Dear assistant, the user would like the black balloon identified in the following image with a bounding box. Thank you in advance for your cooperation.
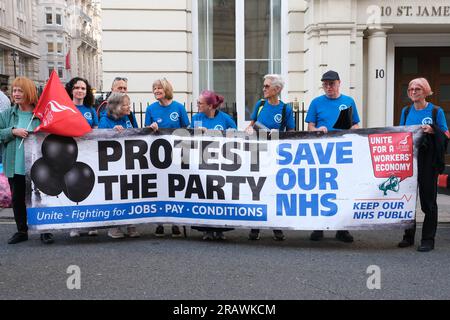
[63,162,95,203]
[41,134,78,174]
[30,158,64,196]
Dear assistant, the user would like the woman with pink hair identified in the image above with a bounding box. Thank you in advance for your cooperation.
[191,90,236,240]
[398,77,449,252]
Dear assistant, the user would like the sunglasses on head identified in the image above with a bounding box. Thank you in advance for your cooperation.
[114,77,128,82]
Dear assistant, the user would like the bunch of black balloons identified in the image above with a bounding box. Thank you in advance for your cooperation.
[31,134,95,203]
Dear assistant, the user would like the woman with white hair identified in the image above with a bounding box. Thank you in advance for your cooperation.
[245,74,295,241]
[99,92,138,131]
[98,92,140,239]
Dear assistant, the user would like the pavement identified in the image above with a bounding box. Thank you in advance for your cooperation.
[2,194,450,223]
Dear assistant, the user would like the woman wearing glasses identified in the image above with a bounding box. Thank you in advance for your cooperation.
[190,90,236,240]
[245,74,295,241]
[145,78,189,237]
[398,77,449,252]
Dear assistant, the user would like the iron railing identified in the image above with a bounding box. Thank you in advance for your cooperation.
[130,102,308,131]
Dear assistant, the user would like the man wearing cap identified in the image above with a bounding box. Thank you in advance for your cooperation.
[305,70,360,243]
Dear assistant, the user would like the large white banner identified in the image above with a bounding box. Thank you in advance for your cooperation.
[25,126,424,231]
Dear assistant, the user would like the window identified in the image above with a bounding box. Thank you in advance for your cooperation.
[244,0,281,120]
[56,13,62,25]
[198,0,236,116]
[48,63,54,77]
[196,0,283,126]
[46,13,52,24]
[57,42,63,54]
[57,63,64,78]
[47,42,54,53]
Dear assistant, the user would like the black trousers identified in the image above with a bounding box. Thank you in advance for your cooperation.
[404,149,438,242]
[8,175,28,233]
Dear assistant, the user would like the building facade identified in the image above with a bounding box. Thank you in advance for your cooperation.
[0,0,40,89]
[102,0,450,129]
[36,0,101,89]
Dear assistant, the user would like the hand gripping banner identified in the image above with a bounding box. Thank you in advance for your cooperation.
[25,126,424,232]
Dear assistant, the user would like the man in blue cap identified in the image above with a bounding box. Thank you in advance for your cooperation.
[305,70,360,243]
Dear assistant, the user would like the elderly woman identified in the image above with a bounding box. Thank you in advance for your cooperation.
[99,92,138,131]
[191,90,236,240]
[145,78,189,238]
[398,78,449,252]
[245,74,295,241]
[0,77,54,244]
[98,92,139,239]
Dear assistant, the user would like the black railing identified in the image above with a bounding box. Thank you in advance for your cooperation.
[131,102,307,131]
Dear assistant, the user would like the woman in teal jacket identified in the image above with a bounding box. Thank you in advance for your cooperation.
[0,77,54,244]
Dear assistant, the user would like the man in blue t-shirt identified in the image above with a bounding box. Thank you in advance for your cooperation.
[305,70,360,243]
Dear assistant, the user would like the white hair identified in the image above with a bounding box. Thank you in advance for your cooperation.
[264,74,284,90]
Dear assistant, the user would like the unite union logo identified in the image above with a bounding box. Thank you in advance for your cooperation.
[47,100,76,113]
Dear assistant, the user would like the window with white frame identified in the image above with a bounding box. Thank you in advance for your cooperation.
[46,7,52,24]
[57,62,64,78]
[196,0,282,124]
[47,35,54,53]
[56,8,62,25]
[48,62,55,77]
[57,38,63,54]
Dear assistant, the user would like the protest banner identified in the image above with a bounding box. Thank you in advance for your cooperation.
[25,126,424,231]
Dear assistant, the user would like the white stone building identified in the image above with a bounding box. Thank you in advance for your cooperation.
[36,0,102,89]
[0,0,40,88]
[101,0,450,129]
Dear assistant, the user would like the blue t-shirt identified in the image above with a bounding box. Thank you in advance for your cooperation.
[250,100,294,131]
[191,111,237,130]
[76,105,98,128]
[400,103,448,133]
[144,100,190,128]
[305,94,360,131]
[98,114,136,129]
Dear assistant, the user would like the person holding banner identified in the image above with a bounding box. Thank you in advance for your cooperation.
[398,77,449,252]
[145,78,189,238]
[96,76,129,119]
[65,77,100,238]
[245,74,295,241]
[0,77,54,244]
[190,90,236,240]
[99,92,140,239]
[305,70,360,243]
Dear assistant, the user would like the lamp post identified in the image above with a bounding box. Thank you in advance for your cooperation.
[11,50,19,79]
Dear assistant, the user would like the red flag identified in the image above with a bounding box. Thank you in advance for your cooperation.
[65,50,71,70]
[34,71,91,137]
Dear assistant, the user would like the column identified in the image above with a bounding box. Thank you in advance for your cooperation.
[367,29,387,128]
